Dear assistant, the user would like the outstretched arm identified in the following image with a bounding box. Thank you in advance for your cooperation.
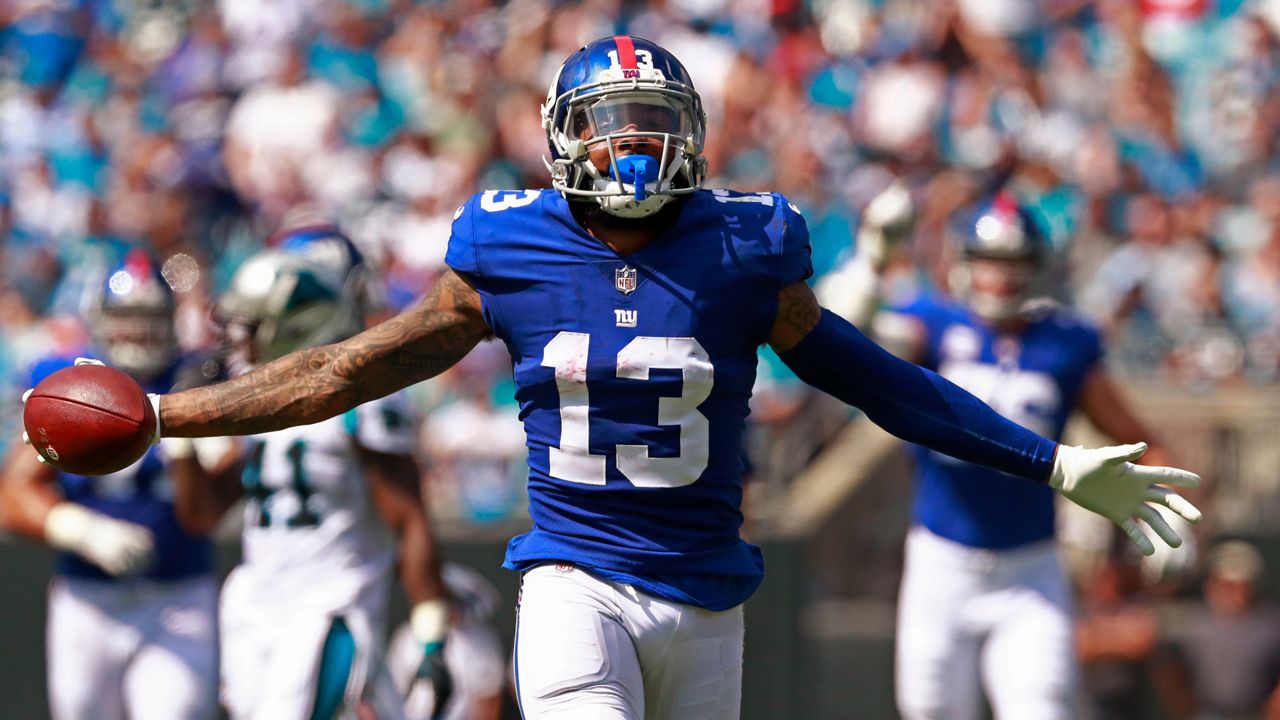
[766,281,1201,554]
[767,281,1057,480]
[162,270,490,438]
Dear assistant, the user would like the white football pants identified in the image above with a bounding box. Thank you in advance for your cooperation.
[895,527,1078,720]
[514,563,744,720]
[219,566,405,720]
[47,575,219,720]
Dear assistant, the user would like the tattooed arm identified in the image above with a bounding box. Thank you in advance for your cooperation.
[162,270,490,438]
[767,281,823,352]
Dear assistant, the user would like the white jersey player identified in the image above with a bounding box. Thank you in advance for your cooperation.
[169,227,452,720]
[0,251,219,720]
[824,190,1186,720]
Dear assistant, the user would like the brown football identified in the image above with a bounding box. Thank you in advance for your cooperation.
[23,364,155,476]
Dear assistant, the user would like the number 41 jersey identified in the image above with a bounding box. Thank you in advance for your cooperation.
[447,188,812,611]
[235,393,415,608]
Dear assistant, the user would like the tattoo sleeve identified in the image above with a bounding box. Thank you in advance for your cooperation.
[162,270,491,437]
[768,280,823,352]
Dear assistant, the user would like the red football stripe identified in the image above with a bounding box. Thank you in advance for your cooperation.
[614,36,637,69]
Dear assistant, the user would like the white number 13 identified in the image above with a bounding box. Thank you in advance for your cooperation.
[541,332,713,488]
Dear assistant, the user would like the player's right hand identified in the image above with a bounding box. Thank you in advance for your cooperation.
[44,503,156,576]
[20,358,163,455]
[1049,443,1202,556]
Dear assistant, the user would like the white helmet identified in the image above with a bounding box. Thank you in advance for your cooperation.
[217,227,369,372]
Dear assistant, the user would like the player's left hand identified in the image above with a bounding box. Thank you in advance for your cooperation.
[1050,443,1202,556]
[406,599,453,719]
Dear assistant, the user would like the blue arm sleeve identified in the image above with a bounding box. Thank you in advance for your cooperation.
[778,309,1058,482]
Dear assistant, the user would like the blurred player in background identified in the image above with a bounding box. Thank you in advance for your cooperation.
[387,563,509,720]
[824,188,1181,719]
[168,226,453,720]
[0,250,219,720]
[55,37,1202,720]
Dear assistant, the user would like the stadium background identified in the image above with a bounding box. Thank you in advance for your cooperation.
[2,0,1280,717]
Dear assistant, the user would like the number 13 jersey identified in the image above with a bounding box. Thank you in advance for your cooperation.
[446,188,812,611]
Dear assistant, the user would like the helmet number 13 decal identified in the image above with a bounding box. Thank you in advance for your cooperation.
[606,48,654,71]
[541,332,713,488]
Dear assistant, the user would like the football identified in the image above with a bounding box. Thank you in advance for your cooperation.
[23,363,156,476]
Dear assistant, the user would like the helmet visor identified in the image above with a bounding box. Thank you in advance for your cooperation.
[572,94,696,140]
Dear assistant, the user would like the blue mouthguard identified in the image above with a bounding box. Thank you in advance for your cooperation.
[612,155,659,202]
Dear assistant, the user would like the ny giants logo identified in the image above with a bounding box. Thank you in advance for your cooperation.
[614,309,638,328]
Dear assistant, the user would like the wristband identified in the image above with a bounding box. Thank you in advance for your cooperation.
[411,599,448,646]
[148,393,163,444]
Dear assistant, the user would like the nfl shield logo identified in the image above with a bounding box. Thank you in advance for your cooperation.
[615,266,637,295]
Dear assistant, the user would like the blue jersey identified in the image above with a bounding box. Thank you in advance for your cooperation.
[28,355,214,582]
[895,293,1103,549]
[446,188,812,611]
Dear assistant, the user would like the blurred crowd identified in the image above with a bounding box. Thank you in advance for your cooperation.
[9,0,1280,518]
[1075,537,1280,720]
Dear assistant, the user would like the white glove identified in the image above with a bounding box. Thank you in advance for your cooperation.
[44,502,156,576]
[1050,443,1201,556]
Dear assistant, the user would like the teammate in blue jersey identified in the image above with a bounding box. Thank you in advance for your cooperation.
[34,37,1202,719]
[1,251,219,720]
[858,191,1181,720]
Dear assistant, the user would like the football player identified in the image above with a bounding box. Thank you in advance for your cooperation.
[166,226,453,720]
[1,250,219,720]
[831,190,1182,720]
[40,37,1201,719]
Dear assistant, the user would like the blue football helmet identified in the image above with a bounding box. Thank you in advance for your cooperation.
[950,192,1050,323]
[541,35,707,218]
[92,249,179,380]
[218,225,371,373]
